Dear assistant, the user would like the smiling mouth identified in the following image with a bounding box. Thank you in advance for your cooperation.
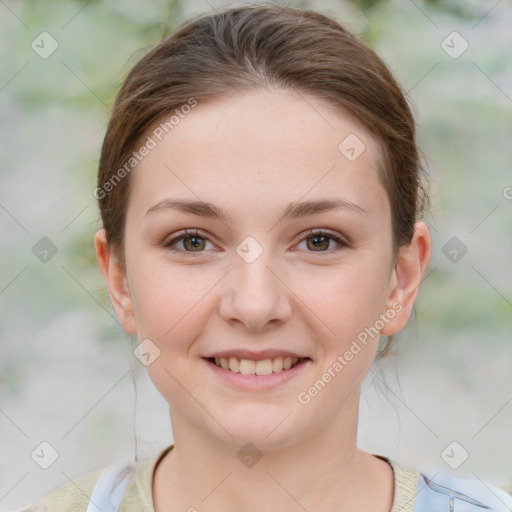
[205,356,310,376]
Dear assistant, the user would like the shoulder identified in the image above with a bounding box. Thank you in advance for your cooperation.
[415,470,512,512]
[13,467,110,512]
[13,445,169,512]
[383,457,512,512]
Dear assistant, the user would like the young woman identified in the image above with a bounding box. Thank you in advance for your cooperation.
[19,4,512,512]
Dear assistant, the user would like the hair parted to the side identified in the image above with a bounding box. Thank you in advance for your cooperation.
[97,3,430,359]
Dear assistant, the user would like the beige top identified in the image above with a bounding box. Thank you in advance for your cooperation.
[18,445,420,512]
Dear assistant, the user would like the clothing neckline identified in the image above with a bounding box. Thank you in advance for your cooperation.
[134,443,174,509]
[377,454,420,512]
[137,444,419,512]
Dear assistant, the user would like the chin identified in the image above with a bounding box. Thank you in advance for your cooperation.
[207,410,306,452]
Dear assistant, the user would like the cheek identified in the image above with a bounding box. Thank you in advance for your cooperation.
[292,264,387,410]
[297,258,391,343]
[130,260,212,343]
[129,261,215,406]
[129,247,391,350]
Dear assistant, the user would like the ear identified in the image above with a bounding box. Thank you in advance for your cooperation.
[94,228,137,335]
[380,221,431,336]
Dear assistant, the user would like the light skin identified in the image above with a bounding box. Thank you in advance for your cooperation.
[95,88,431,511]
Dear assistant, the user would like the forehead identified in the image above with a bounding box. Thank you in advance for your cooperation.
[127,89,389,222]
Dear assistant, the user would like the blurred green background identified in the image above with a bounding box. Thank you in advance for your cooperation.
[1,0,511,509]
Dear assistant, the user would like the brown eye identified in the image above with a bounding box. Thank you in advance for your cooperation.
[307,234,330,251]
[164,228,348,255]
[182,236,206,251]
[165,230,212,253]
[297,229,348,253]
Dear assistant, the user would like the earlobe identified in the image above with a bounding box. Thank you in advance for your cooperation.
[94,229,138,335]
[380,221,432,336]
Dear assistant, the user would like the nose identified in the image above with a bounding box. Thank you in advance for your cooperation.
[218,249,292,332]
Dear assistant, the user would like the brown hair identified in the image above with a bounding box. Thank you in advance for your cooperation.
[97,3,429,357]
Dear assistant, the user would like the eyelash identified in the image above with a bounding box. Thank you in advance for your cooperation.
[163,228,349,255]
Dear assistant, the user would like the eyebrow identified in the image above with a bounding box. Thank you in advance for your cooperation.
[145,197,367,223]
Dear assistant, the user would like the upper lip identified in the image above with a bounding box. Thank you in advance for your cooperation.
[205,350,310,360]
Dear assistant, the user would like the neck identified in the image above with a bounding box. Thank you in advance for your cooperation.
[152,392,394,512]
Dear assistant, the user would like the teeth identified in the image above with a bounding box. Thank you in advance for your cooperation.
[272,357,283,372]
[255,359,273,375]
[212,355,304,375]
[239,359,255,375]
[229,357,240,373]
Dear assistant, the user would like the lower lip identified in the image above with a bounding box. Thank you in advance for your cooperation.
[203,358,311,390]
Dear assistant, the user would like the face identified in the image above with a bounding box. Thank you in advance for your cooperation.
[96,88,430,450]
